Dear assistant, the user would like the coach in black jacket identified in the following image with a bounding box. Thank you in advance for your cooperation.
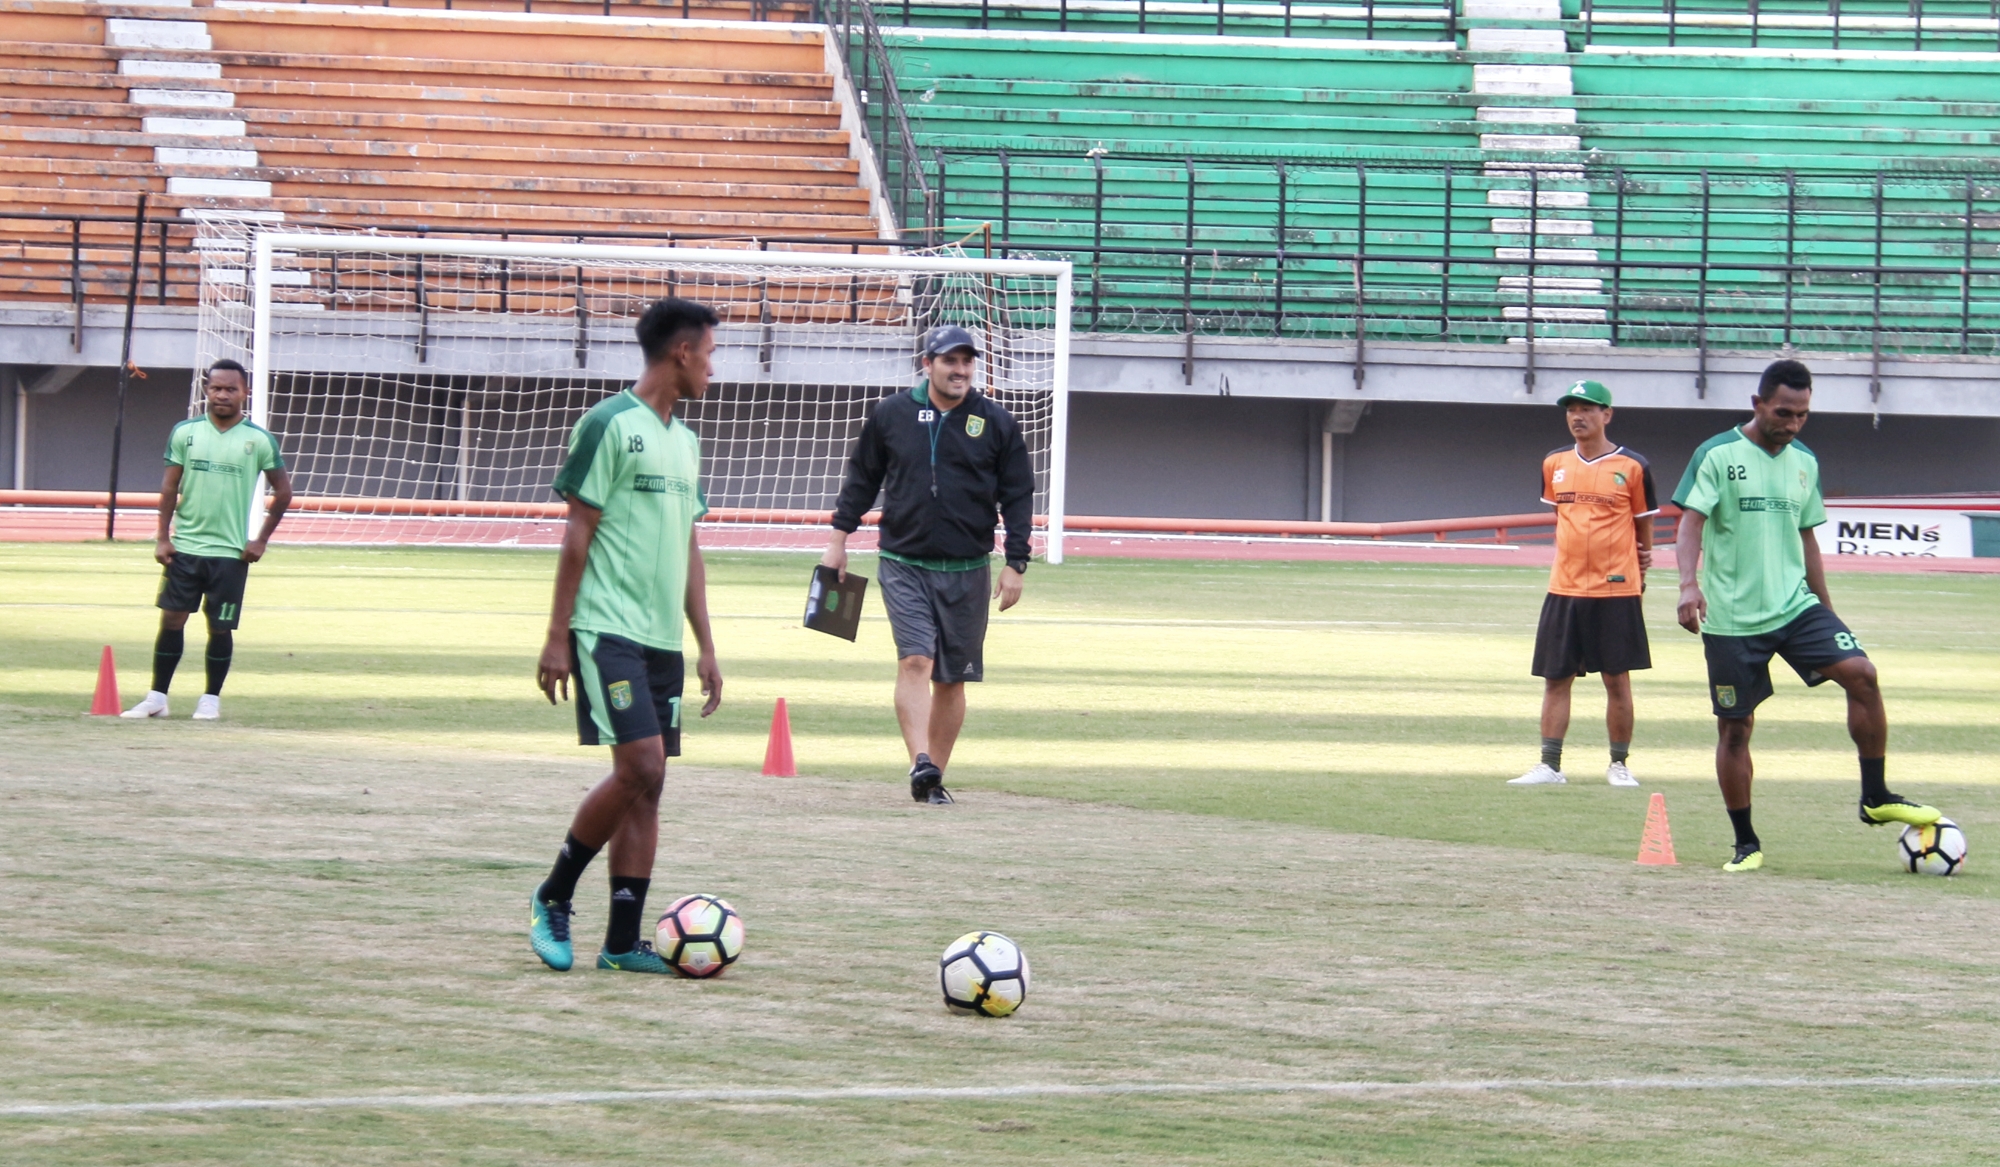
[822,324,1035,804]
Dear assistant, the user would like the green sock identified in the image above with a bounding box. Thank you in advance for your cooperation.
[1540,737,1563,771]
[1611,741,1630,764]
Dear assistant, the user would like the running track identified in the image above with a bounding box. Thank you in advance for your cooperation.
[4,507,1996,574]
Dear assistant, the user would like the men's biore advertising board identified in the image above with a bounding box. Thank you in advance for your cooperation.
[1813,508,1974,558]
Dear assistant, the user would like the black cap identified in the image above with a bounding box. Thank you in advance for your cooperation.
[922,325,981,358]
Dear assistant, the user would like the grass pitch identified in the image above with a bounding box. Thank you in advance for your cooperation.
[3,542,1998,1164]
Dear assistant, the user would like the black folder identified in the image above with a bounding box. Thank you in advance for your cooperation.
[804,564,868,641]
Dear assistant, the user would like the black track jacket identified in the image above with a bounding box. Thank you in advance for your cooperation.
[831,384,1035,566]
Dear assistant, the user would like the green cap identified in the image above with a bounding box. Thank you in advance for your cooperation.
[1557,379,1613,408]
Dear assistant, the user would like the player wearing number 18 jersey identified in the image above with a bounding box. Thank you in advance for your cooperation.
[1672,359,1939,873]
[527,298,724,975]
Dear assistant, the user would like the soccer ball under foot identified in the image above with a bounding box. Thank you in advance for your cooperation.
[1898,819,1967,876]
[655,894,745,977]
[939,931,1030,1017]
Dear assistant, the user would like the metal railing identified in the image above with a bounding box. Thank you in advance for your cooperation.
[6,188,1995,398]
[270,0,2000,48]
[816,0,937,238]
[868,0,1455,40]
[1580,0,2000,51]
[913,152,2000,390]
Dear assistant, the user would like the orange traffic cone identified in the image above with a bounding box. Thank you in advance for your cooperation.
[89,645,121,716]
[1635,791,1678,866]
[761,698,796,777]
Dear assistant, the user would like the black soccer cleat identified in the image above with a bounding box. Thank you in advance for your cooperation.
[909,753,943,803]
[927,783,955,805]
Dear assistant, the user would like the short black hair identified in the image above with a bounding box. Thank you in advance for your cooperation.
[205,358,248,383]
[636,298,719,364]
[1758,358,1812,399]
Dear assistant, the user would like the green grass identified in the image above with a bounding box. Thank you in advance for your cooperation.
[3,542,1998,1164]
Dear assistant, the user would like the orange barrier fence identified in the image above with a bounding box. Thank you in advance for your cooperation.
[0,490,1654,545]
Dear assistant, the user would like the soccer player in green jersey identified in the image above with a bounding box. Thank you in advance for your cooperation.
[527,298,724,975]
[123,359,291,722]
[1672,359,1940,872]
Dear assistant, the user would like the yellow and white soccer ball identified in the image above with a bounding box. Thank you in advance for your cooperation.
[1897,819,1967,877]
[939,930,1030,1017]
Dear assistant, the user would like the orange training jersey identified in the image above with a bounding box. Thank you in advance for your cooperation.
[1541,445,1658,598]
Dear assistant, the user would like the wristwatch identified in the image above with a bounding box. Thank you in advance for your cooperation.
[1006,558,1030,574]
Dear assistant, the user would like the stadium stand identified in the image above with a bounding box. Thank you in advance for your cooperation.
[886,26,2000,355]
[3,0,1996,359]
[0,1,884,306]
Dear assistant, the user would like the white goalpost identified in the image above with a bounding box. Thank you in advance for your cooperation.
[194,223,1074,562]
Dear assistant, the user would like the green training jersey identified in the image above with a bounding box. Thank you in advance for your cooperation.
[163,416,285,559]
[1671,425,1828,636]
[552,389,707,652]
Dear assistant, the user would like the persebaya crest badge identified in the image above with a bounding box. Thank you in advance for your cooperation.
[965,416,986,438]
[1715,684,1737,709]
[608,680,634,711]
[244,440,256,454]
[1613,471,1627,486]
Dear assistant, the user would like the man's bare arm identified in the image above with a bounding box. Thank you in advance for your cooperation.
[244,468,292,562]
[685,527,723,717]
[1802,526,1833,610]
[537,499,602,704]
[154,464,184,566]
[1675,508,1707,634]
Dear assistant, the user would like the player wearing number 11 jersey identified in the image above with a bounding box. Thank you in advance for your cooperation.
[527,298,725,975]
[123,359,291,722]
[1671,359,1939,873]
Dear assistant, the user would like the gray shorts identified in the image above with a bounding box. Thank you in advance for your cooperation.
[878,557,990,683]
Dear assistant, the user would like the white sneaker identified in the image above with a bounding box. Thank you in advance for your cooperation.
[121,691,169,719]
[192,694,221,721]
[1508,763,1566,785]
[1606,761,1640,787]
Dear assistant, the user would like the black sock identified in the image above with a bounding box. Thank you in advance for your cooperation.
[537,832,600,905]
[1610,741,1630,764]
[1860,756,1888,804]
[605,875,650,956]
[203,629,233,696]
[1727,806,1758,849]
[152,628,184,693]
[1540,737,1563,770]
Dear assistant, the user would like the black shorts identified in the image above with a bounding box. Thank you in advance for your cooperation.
[157,553,250,630]
[570,630,684,752]
[1702,604,1868,719]
[878,557,989,683]
[1531,593,1651,678]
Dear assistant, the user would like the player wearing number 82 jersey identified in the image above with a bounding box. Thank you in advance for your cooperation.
[1672,359,1939,873]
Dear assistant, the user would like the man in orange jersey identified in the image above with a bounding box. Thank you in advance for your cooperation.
[1510,380,1657,788]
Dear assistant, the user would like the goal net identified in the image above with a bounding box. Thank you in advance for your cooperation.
[194,222,1074,561]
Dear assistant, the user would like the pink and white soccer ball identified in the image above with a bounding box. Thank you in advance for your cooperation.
[655,894,745,977]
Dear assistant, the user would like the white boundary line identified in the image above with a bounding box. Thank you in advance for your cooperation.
[8,1075,2000,1119]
